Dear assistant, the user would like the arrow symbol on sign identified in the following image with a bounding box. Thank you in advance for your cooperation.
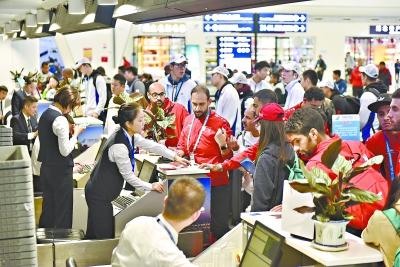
[294,15,300,22]
[300,15,306,21]
[205,24,211,31]
[205,15,211,21]
[300,25,306,32]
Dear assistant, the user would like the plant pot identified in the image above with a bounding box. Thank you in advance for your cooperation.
[313,219,349,247]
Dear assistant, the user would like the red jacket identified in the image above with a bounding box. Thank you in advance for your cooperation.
[306,135,389,230]
[146,98,189,147]
[177,109,233,186]
[366,131,400,184]
[221,142,258,171]
[350,67,363,87]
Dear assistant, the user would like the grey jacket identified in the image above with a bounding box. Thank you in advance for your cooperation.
[251,141,295,212]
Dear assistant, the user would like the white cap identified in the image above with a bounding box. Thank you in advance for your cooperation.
[359,64,379,78]
[318,80,334,89]
[169,54,188,64]
[75,57,91,69]
[207,66,229,78]
[229,73,247,84]
[282,61,302,75]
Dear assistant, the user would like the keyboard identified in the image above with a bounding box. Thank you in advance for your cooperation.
[78,163,96,174]
[111,195,140,210]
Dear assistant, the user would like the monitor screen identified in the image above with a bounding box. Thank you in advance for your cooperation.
[240,221,284,267]
[94,137,108,163]
[138,160,156,183]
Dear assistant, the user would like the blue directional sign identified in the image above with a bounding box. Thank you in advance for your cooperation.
[203,13,254,22]
[217,36,251,59]
[259,24,307,33]
[204,23,254,32]
[258,13,307,23]
[370,25,400,35]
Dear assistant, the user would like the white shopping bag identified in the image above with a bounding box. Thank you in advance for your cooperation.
[281,180,315,240]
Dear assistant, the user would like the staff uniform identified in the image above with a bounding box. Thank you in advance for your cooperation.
[85,129,176,239]
[215,83,241,136]
[0,99,5,125]
[177,110,233,240]
[158,75,197,112]
[10,112,38,154]
[146,98,189,147]
[284,80,304,109]
[38,105,77,228]
[111,215,196,267]
[11,88,29,116]
[248,78,271,92]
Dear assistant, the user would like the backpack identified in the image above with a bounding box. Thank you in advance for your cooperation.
[341,95,360,113]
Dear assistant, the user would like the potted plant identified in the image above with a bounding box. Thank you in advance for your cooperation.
[143,102,176,143]
[289,138,383,249]
[10,68,25,89]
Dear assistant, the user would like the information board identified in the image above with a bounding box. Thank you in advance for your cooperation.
[203,12,254,32]
[370,25,400,35]
[332,115,360,141]
[217,36,252,73]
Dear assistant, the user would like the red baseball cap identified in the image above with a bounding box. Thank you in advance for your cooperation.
[253,103,285,123]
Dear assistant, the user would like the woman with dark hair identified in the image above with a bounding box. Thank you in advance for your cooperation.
[42,76,60,100]
[38,86,86,229]
[11,76,38,115]
[362,177,400,267]
[84,102,190,239]
[251,103,295,212]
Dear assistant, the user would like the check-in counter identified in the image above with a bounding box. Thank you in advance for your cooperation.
[73,116,104,151]
[36,99,52,120]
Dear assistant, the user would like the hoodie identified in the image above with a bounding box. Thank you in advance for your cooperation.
[251,141,295,212]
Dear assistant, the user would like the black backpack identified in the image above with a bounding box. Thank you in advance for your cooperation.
[341,88,381,114]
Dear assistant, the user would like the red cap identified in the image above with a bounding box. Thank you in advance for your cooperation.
[253,103,285,123]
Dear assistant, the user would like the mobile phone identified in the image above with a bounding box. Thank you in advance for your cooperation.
[78,123,89,128]
[240,157,256,176]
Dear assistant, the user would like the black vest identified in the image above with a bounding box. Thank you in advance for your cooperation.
[38,108,73,166]
[88,129,133,201]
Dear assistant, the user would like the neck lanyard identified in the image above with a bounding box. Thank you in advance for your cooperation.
[122,130,135,172]
[156,216,174,243]
[383,132,395,181]
[215,82,229,109]
[187,109,210,153]
[286,81,298,92]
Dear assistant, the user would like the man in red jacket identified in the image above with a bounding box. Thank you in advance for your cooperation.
[146,82,189,147]
[176,85,233,242]
[285,107,389,236]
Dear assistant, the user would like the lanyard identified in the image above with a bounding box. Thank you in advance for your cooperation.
[285,81,298,93]
[168,82,184,102]
[122,130,135,172]
[156,217,174,243]
[384,132,395,181]
[187,109,210,153]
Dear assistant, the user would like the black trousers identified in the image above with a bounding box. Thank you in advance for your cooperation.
[39,164,73,229]
[353,86,364,98]
[211,184,230,240]
[242,191,252,212]
[32,175,42,193]
[84,180,114,239]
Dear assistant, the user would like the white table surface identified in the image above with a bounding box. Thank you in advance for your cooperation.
[74,116,103,126]
[241,212,383,266]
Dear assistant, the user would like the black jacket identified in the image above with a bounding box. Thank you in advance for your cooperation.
[11,89,29,116]
[10,112,38,151]
[330,89,356,114]
[364,81,388,95]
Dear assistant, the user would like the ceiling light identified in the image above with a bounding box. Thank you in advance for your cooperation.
[37,9,50,24]
[11,20,20,32]
[5,23,12,33]
[49,23,61,31]
[35,26,43,34]
[98,0,118,5]
[26,14,37,27]
[68,0,85,15]
[81,13,96,24]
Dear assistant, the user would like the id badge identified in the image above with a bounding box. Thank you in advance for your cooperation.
[190,153,195,164]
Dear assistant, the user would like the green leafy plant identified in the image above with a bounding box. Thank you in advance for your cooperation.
[289,138,383,222]
[10,68,24,81]
[143,102,176,142]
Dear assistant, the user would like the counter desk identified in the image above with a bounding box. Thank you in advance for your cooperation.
[73,116,104,151]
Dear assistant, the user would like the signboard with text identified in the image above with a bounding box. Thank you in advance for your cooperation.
[203,12,254,32]
[217,36,251,73]
[332,115,360,141]
[258,13,307,23]
[370,25,400,35]
[259,24,306,33]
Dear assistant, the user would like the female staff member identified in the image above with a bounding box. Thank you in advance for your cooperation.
[38,86,85,228]
[251,103,295,212]
[11,76,38,116]
[85,102,190,239]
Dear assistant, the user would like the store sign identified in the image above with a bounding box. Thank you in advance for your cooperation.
[217,36,251,59]
[259,24,306,33]
[370,25,400,35]
[258,13,307,23]
[142,23,186,33]
[203,12,254,32]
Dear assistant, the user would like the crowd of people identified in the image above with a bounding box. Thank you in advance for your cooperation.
[2,53,400,267]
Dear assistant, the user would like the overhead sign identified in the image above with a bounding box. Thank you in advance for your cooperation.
[142,23,186,33]
[203,12,254,32]
[258,13,307,23]
[217,36,251,59]
[370,25,400,35]
[259,24,306,33]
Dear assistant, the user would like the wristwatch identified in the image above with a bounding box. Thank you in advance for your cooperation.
[216,164,223,172]
[220,145,228,151]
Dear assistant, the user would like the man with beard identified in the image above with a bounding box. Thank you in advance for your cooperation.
[366,93,400,183]
[387,89,400,177]
[146,82,189,147]
[158,54,197,112]
[176,85,233,243]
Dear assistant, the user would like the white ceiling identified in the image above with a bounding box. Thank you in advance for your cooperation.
[0,0,400,28]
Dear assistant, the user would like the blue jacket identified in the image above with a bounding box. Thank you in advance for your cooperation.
[334,79,347,94]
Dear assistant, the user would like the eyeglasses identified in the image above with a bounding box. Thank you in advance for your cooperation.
[172,63,187,68]
[150,92,166,98]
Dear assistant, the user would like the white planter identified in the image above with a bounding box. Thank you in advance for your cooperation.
[314,219,349,247]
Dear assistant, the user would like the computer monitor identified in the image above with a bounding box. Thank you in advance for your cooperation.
[239,221,284,267]
[94,137,108,163]
[138,159,157,183]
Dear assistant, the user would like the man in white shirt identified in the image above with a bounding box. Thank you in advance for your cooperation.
[208,66,241,136]
[248,61,272,92]
[75,57,107,119]
[104,74,127,135]
[0,85,8,125]
[158,54,197,112]
[230,72,253,120]
[111,177,206,267]
[282,61,304,109]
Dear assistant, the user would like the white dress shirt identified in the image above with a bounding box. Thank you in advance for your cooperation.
[248,78,272,92]
[215,83,241,135]
[49,105,77,157]
[108,131,176,191]
[22,112,35,140]
[104,95,120,135]
[31,138,41,176]
[284,80,304,109]
[111,215,197,267]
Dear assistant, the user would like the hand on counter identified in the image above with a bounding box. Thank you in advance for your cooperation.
[174,150,185,157]
[92,113,99,119]
[270,204,282,212]
[174,155,191,166]
[199,163,223,172]
[151,182,164,193]
[73,163,82,173]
